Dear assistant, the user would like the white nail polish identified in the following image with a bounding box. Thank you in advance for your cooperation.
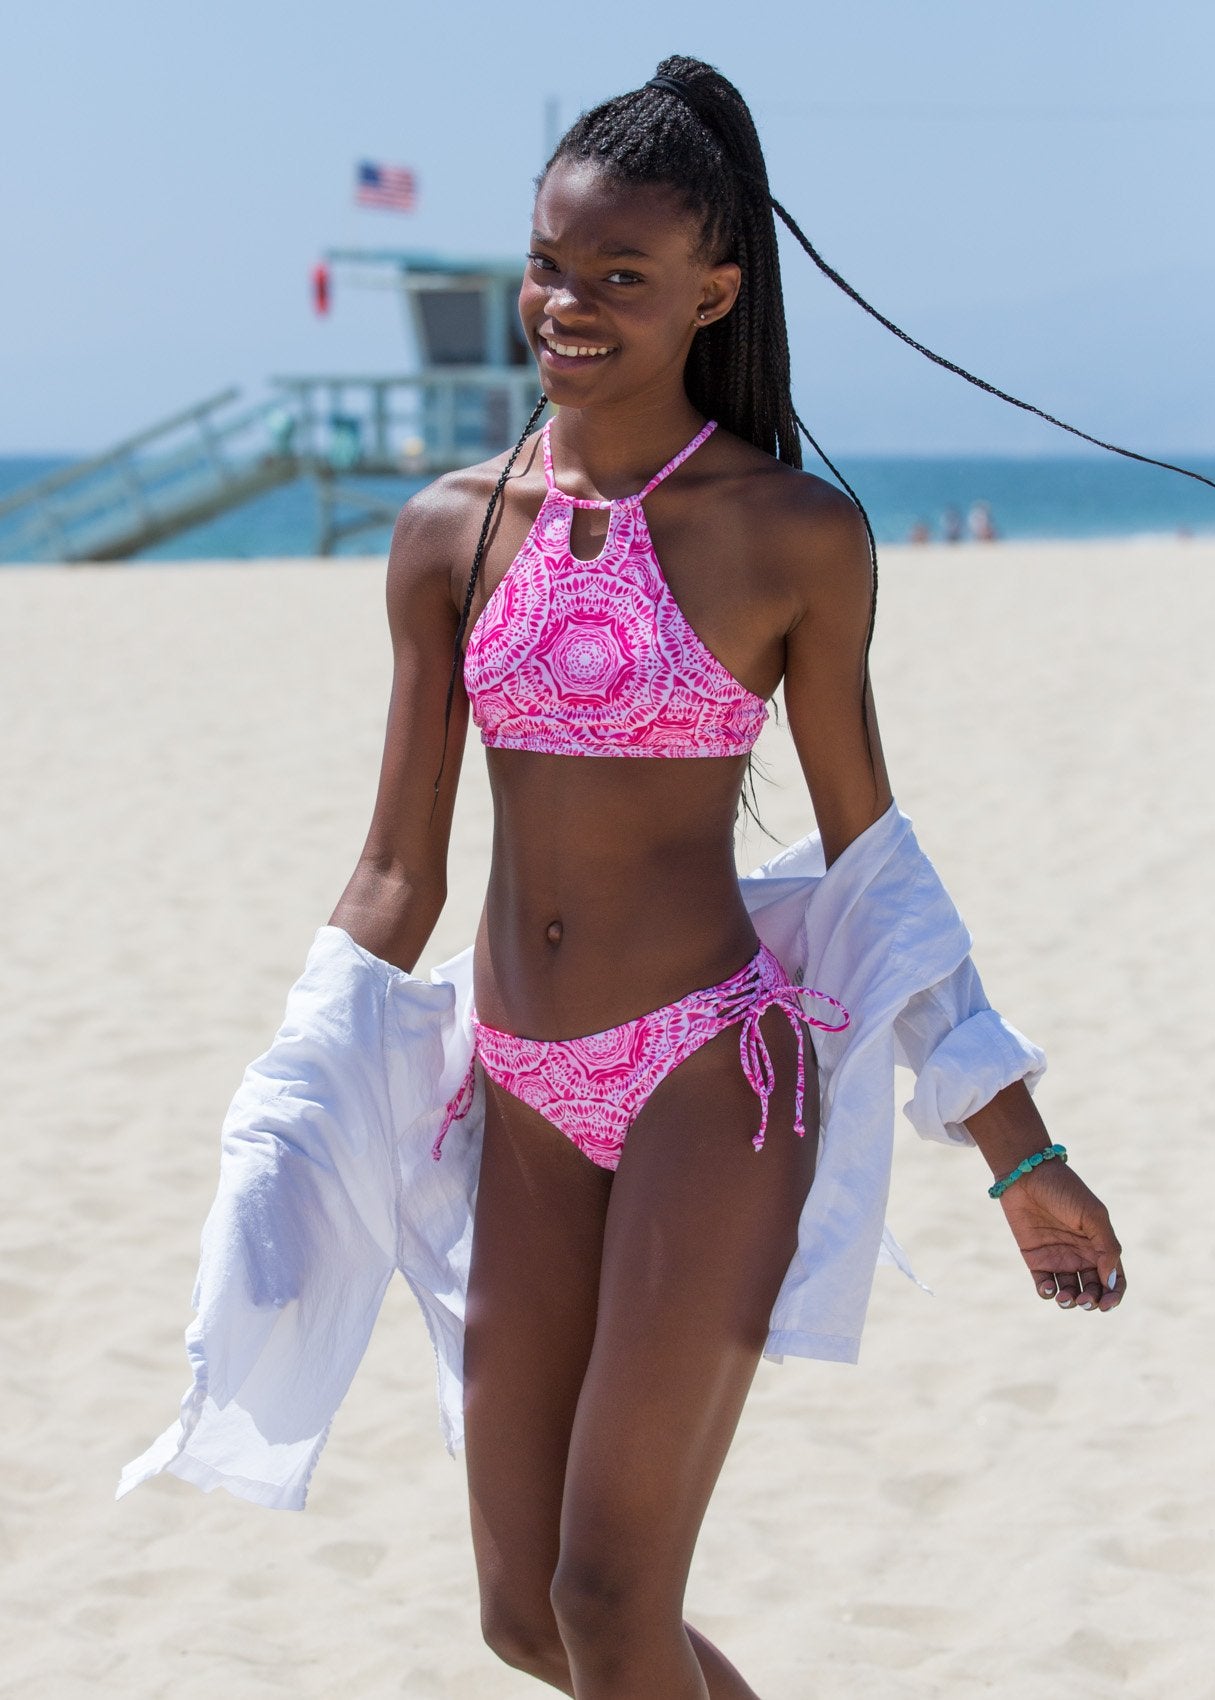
[1106,1269,1118,1291]
[1080,1300,1094,1310]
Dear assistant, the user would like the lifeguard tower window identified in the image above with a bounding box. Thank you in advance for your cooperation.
[415,288,531,366]
[508,319,530,365]
[417,289,485,365]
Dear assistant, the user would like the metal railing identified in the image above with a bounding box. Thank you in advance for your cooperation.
[269,369,544,472]
[0,370,546,562]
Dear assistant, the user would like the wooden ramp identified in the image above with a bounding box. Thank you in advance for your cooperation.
[0,390,309,563]
[0,373,543,562]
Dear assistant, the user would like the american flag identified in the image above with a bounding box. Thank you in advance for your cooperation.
[355,160,418,212]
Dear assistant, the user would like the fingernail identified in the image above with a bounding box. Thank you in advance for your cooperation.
[1039,1281,1055,1296]
[1106,1270,1118,1291]
[1058,1296,1074,1307]
[1080,1300,1094,1310]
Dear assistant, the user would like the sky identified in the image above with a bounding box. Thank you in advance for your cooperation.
[2,0,1212,456]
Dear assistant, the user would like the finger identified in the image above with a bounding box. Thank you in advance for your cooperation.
[1075,1267,1104,1311]
[1097,1263,1126,1312]
[1052,1271,1081,1310]
[1034,1271,1060,1301]
[1097,1239,1125,1311]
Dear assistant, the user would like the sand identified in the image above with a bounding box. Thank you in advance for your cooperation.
[2,537,1212,1698]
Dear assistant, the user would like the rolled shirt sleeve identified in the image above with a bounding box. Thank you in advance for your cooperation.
[894,957,1047,1146]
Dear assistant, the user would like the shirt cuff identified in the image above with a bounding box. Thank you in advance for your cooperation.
[902,1007,1047,1147]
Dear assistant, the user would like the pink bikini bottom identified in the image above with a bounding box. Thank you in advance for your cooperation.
[432,943,849,1172]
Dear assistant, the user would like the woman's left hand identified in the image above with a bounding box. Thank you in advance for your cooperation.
[997,1160,1125,1312]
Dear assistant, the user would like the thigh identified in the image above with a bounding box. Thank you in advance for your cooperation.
[558,1012,818,1596]
[463,1076,613,1614]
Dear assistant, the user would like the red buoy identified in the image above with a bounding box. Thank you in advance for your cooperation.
[312,262,331,316]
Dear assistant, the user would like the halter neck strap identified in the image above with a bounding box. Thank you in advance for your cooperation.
[541,419,718,509]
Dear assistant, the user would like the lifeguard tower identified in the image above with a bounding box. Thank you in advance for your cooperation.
[0,252,543,562]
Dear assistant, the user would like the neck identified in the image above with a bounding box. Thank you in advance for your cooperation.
[549,388,707,498]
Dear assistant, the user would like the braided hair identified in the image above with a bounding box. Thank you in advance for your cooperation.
[435,54,1214,813]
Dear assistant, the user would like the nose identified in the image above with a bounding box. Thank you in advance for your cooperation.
[543,281,585,318]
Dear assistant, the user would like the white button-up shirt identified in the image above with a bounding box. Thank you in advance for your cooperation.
[118,803,1044,1511]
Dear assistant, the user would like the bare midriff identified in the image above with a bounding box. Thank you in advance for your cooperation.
[472,748,761,1040]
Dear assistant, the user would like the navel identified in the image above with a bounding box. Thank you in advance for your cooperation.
[545,919,564,946]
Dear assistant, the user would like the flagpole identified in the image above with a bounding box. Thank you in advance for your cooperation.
[543,96,560,162]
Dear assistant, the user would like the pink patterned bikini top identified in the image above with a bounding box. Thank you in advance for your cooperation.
[463,419,768,758]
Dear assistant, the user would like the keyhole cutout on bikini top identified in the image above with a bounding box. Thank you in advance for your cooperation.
[567,503,613,564]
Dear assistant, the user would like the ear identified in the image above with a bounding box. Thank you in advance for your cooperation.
[694,261,742,328]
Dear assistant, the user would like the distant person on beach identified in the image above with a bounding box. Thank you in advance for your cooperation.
[135,53,1215,1700]
[908,516,932,543]
[969,498,998,542]
[942,504,964,543]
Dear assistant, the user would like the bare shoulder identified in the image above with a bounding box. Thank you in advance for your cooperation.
[387,434,545,615]
[707,430,873,623]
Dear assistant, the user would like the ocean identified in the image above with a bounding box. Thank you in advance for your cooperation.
[2,451,1212,561]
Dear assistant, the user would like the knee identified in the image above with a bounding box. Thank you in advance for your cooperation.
[480,1591,567,1683]
[549,1553,646,1653]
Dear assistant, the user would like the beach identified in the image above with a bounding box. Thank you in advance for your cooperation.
[2,536,1212,1698]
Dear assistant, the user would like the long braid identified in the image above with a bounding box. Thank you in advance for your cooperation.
[432,394,547,812]
[636,67,1215,498]
[766,195,1215,493]
[793,408,880,685]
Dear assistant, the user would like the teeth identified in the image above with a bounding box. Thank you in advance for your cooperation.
[545,337,611,358]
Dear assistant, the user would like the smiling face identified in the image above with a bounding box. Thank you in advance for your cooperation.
[519,157,741,412]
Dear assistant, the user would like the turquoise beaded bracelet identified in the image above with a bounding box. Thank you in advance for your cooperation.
[988,1143,1068,1199]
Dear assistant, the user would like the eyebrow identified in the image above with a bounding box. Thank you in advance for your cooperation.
[530,231,653,261]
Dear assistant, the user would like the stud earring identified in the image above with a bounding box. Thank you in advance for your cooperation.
[696,311,708,323]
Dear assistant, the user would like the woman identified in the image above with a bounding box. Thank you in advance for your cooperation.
[122,57,1144,1700]
[328,61,1126,1698]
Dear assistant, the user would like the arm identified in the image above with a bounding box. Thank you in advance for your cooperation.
[327,487,470,973]
[781,484,1125,1314]
[779,486,892,869]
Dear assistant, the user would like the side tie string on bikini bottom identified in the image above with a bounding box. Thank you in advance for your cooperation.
[432,1056,476,1161]
[737,985,850,1151]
